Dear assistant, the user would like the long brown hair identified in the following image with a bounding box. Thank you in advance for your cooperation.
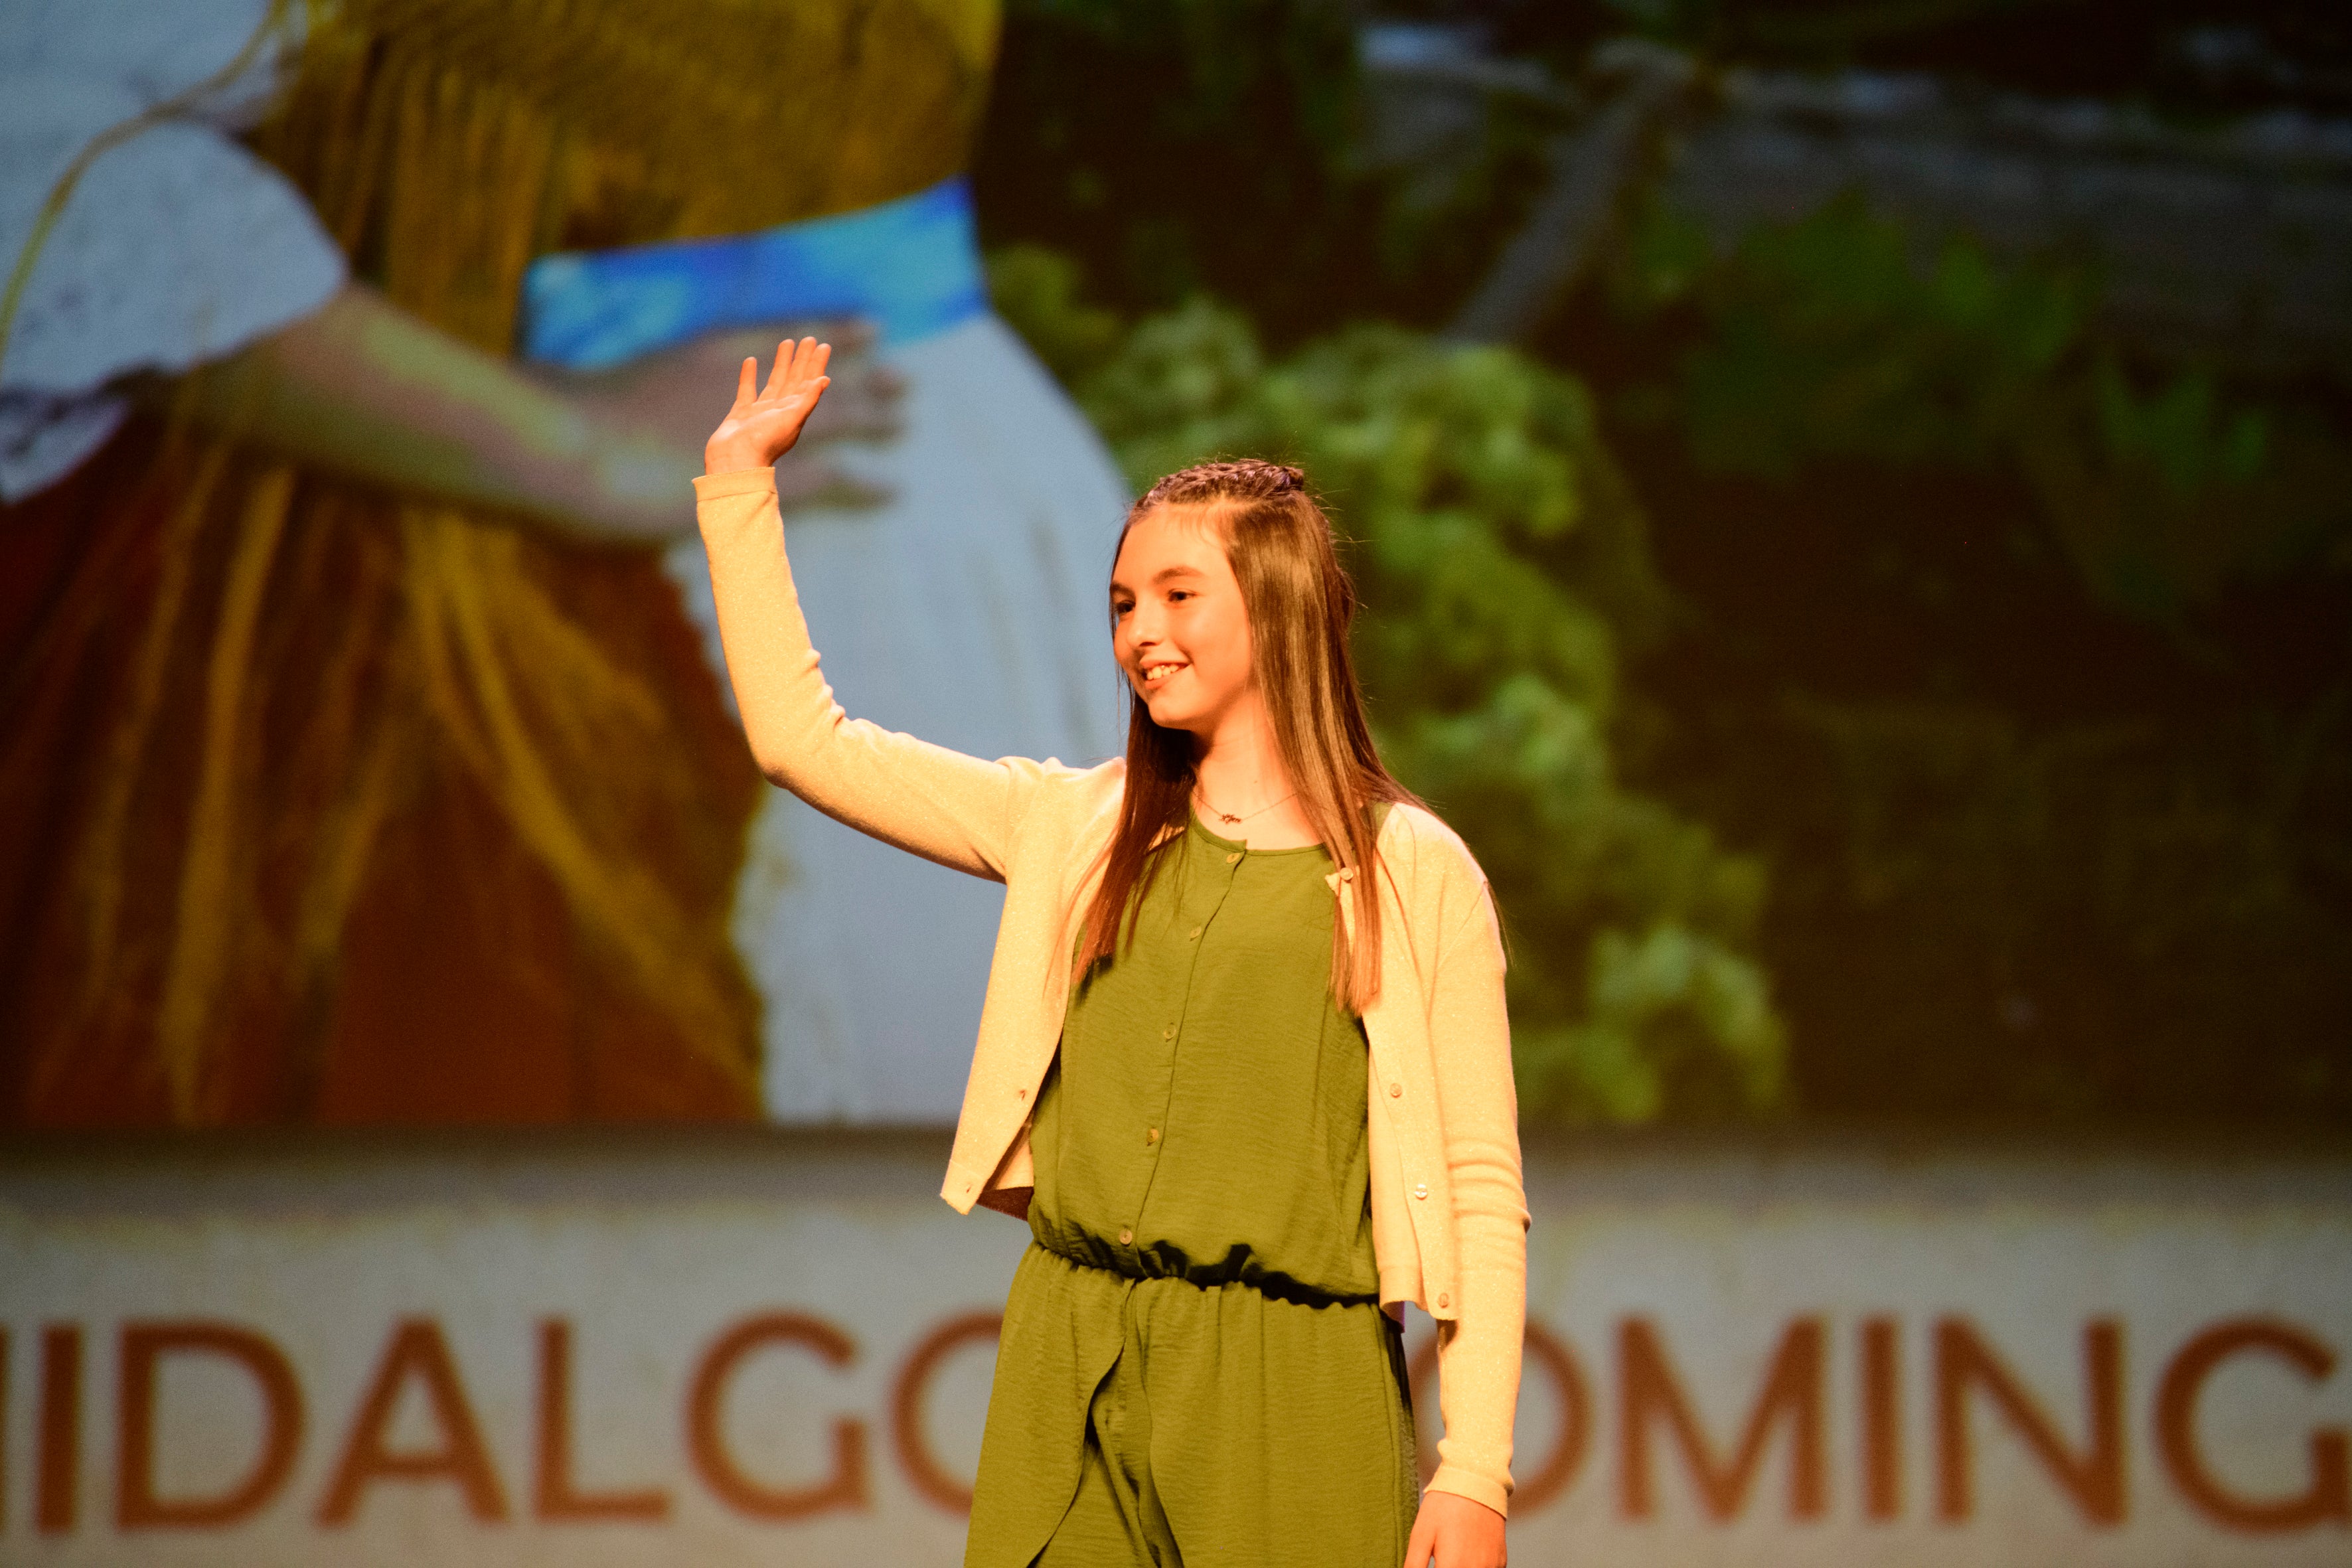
[1076,459,1422,1013]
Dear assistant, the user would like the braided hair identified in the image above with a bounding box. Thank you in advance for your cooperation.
[1131,459,1309,509]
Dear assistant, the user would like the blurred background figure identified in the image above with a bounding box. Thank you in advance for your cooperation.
[0,0,1125,1127]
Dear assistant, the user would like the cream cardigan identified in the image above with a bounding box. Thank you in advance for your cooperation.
[694,468,1530,1515]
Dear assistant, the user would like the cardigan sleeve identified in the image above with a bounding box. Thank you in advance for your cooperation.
[1424,871,1531,1517]
[694,469,1058,879]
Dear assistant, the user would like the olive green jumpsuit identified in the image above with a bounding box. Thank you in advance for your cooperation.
[964,813,1419,1568]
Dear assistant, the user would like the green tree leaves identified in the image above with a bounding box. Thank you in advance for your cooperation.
[1619,195,2352,621]
[1004,272,1786,1124]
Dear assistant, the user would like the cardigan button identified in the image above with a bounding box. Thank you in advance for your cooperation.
[1016,1087,1028,1100]
[1118,1227,1134,1245]
[1388,1082,1402,1098]
[1437,1293,1450,1308]
[1413,1182,1429,1200]
[1225,851,1241,864]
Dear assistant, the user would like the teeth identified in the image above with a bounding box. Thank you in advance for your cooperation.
[1143,664,1182,684]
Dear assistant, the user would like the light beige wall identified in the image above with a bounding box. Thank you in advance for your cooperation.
[2,1131,2346,1565]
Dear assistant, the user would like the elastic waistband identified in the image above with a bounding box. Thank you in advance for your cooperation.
[1031,1237,1383,1313]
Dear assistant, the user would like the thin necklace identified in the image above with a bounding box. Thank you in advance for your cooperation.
[1194,785,1297,827]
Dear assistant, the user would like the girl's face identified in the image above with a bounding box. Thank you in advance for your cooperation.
[1109,504,1255,740]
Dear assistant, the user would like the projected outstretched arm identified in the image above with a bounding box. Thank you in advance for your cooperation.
[181,283,898,542]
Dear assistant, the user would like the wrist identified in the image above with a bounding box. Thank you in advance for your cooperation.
[703,439,774,476]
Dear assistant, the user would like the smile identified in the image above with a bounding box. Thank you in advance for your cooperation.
[1140,662,1187,686]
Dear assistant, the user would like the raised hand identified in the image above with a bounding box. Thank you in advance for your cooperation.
[566,320,896,528]
[705,336,834,476]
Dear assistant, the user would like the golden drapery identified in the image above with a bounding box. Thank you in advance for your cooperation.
[0,0,998,1125]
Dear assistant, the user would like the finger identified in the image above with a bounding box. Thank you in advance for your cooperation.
[791,335,821,388]
[1401,1514,1437,1568]
[735,355,758,406]
[763,339,793,400]
[777,376,832,423]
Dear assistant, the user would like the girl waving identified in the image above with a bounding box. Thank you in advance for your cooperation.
[698,339,1526,1568]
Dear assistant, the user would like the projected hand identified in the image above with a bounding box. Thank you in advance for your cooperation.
[576,321,896,526]
[706,336,835,477]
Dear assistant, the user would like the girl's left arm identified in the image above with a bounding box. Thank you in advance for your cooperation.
[1415,868,1528,1564]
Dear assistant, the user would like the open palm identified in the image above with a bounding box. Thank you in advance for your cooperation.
[704,336,833,475]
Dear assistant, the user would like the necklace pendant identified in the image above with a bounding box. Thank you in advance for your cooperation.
[1217,812,1240,824]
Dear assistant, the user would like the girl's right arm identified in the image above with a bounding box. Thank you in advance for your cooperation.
[696,338,1044,880]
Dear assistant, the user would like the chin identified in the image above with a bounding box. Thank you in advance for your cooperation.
[1140,694,1205,734]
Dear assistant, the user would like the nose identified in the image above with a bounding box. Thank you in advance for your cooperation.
[1120,599,1164,655]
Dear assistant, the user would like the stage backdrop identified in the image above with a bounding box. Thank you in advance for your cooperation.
[2,1132,2346,1567]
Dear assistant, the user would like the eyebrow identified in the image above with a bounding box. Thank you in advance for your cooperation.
[1109,564,1208,594]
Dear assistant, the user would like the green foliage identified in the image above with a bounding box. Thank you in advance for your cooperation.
[1037,282,1786,1125]
[1595,191,2352,1129]
[1619,195,2352,619]
[1757,690,2352,1122]
[985,245,1125,387]
[1632,198,2081,471]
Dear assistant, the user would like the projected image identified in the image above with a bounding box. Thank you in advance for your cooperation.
[0,0,1124,1128]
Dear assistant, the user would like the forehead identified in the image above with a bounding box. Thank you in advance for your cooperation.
[1111,503,1233,582]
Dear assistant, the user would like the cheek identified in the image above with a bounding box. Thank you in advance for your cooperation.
[1198,606,1254,690]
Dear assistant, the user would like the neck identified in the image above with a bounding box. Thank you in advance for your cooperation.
[1182,691,1322,850]
[1190,698,1290,815]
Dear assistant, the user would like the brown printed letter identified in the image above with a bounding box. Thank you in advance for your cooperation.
[1934,1316,2124,1526]
[536,1318,669,1522]
[891,1312,1000,1515]
[1618,1316,1827,1522]
[318,1318,510,1524]
[686,1313,867,1519]
[118,1322,304,1528]
[38,1324,80,1534]
[2157,1318,2348,1532]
